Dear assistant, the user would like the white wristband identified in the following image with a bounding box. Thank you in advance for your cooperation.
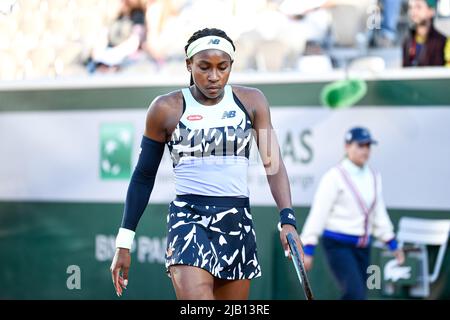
[115,227,135,250]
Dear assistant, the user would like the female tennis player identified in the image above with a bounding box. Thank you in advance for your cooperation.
[110,27,303,299]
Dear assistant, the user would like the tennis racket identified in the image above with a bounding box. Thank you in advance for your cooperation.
[286,232,314,300]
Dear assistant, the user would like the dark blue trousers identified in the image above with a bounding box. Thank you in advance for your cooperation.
[322,237,371,300]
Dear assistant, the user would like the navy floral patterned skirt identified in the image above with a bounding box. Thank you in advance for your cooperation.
[165,195,262,280]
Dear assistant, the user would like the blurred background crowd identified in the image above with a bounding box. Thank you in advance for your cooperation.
[0,0,449,80]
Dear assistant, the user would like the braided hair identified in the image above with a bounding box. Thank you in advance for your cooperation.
[185,28,236,86]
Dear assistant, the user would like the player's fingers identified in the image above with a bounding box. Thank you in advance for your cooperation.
[285,248,292,259]
[299,246,305,263]
[281,232,288,247]
[112,267,122,297]
[293,233,305,262]
[395,250,405,265]
[284,242,290,258]
[111,265,118,288]
[110,266,115,285]
[122,267,129,289]
[285,242,292,259]
[281,232,291,259]
[297,242,305,262]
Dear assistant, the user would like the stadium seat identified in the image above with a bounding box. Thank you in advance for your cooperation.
[396,217,450,297]
[255,39,292,72]
[434,18,450,37]
[434,0,450,36]
[326,2,374,68]
[348,56,386,73]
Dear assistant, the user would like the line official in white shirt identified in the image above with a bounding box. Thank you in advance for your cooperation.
[300,126,404,299]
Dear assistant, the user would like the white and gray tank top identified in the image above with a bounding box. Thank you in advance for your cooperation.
[167,85,253,197]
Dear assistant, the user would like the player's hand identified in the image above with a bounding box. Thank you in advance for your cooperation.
[304,255,314,271]
[394,249,405,265]
[280,224,304,263]
[110,248,131,297]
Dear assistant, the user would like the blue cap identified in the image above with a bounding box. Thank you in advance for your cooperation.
[345,127,378,144]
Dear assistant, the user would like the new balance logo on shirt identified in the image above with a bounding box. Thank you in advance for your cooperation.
[222,110,236,119]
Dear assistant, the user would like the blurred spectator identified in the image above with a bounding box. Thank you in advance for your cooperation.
[87,0,148,73]
[403,0,450,66]
[324,0,374,47]
[145,0,184,64]
[144,0,234,71]
[6,0,439,79]
[373,0,403,47]
[233,0,331,72]
[318,0,375,69]
[279,0,331,47]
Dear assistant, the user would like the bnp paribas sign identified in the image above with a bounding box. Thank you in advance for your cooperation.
[100,123,134,180]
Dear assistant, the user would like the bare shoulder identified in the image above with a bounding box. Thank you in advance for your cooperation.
[231,85,270,123]
[231,85,268,107]
[144,89,184,141]
[147,90,183,116]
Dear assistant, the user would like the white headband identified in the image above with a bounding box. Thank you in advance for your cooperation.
[186,36,235,60]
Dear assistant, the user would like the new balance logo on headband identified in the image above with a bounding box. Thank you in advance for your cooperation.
[186,36,235,60]
[222,111,236,119]
[208,38,220,45]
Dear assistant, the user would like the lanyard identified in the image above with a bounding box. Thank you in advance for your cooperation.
[337,165,377,247]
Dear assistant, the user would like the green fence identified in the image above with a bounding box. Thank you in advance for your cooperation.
[0,202,449,299]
